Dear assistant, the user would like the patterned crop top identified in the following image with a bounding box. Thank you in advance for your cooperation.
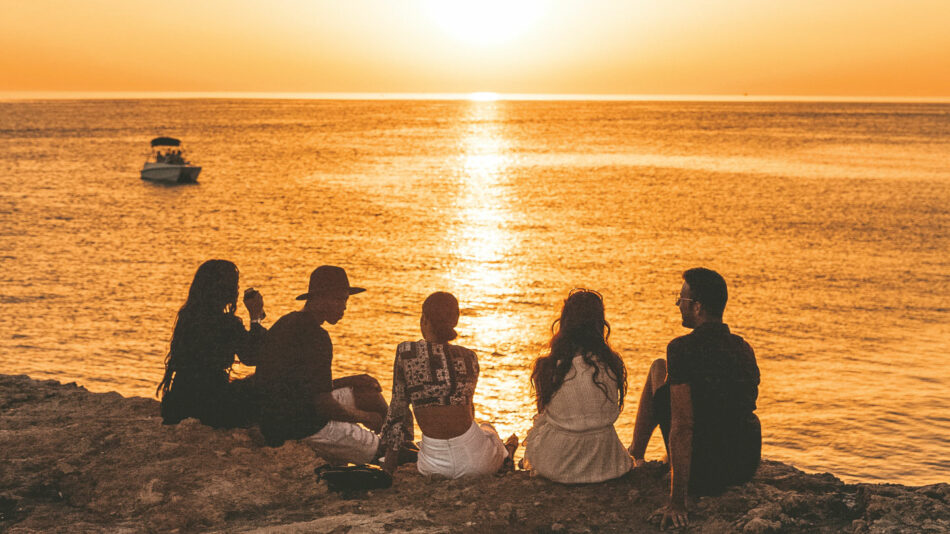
[379,340,479,453]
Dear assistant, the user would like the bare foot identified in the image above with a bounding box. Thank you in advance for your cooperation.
[498,434,519,473]
[504,434,519,456]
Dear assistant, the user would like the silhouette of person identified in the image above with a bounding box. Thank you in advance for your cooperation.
[255,266,388,464]
[157,259,267,428]
[629,268,761,529]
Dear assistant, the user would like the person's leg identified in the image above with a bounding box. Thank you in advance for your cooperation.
[501,434,519,472]
[304,421,381,465]
[629,358,668,462]
[350,386,388,433]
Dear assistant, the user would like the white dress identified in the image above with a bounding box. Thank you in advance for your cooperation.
[524,354,633,483]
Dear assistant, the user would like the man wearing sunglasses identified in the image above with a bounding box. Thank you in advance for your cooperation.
[629,268,761,530]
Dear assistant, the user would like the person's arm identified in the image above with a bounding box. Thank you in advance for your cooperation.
[663,383,693,530]
[380,350,412,474]
[233,321,266,367]
[234,289,267,366]
[303,327,381,429]
[332,374,382,392]
[312,391,382,430]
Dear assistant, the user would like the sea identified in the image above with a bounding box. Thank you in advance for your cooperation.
[0,97,947,486]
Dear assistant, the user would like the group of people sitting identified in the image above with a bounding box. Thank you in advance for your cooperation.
[157,261,761,528]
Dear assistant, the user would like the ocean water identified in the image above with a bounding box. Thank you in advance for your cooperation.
[0,98,948,486]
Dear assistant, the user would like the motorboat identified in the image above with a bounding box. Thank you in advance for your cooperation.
[141,137,201,184]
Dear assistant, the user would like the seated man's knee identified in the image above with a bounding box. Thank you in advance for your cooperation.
[649,358,667,390]
[352,388,388,414]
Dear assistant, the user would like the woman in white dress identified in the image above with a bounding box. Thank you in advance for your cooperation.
[523,288,632,483]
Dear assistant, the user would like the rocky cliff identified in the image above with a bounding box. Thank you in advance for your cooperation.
[1,374,947,533]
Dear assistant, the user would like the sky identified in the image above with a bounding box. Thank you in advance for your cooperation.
[2,0,949,98]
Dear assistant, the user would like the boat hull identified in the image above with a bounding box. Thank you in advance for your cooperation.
[140,163,201,184]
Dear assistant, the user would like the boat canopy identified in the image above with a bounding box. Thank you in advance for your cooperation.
[150,137,181,147]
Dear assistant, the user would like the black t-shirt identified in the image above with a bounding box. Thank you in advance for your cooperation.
[667,322,761,494]
[255,311,334,446]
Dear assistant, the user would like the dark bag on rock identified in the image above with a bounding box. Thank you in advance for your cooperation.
[315,463,393,493]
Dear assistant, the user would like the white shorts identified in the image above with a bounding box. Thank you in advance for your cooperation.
[302,387,380,465]
[417,421,508,479]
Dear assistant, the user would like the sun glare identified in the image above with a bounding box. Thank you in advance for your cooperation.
[426,0,542,46]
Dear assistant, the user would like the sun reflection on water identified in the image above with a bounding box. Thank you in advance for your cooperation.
[448,101,519,317]
[444,101,536,439]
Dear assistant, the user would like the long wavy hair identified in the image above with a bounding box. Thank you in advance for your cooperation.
[156,259,239,398]
[530,289,627,412]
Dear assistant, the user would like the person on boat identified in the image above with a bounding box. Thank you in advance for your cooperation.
[379,291,517,478]
[255,266,388,464]
[628,268,761,530]
[157,259,267,428]
[522,288,632,484]
[156,150,165,163]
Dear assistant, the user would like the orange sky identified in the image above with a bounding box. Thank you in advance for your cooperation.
[2,0,949,97]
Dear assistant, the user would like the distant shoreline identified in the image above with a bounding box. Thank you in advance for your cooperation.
[2,91,949,104]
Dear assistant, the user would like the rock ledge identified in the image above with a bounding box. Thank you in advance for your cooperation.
[1,374,947,533]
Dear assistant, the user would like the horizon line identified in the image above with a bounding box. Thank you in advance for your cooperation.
[1,90,949,104]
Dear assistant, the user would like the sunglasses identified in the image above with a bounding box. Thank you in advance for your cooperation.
[569,288,603,300]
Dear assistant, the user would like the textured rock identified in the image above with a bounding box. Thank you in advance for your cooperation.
[1,374,948,533]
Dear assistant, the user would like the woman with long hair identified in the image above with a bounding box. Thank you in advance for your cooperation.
[379,292,518,478]
[157,259,267,428]
[523,288,632,483]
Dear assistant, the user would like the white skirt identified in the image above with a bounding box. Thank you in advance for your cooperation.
[417,421,508,479]
[524,412,632,484]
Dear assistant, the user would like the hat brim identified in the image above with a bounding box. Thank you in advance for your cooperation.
[296,287,366,300]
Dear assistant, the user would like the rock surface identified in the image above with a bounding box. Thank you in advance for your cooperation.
[1,374,948,533]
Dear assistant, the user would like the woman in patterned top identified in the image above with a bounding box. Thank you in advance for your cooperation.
[380,292,518,478]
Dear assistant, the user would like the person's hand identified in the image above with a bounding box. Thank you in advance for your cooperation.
[344,374,382,392]
[626,444,646,467]
[650,502,688,530]
[361,411,383,433]
[243,288,265,321]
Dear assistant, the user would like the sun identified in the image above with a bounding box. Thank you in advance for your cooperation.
[425,0,543,46]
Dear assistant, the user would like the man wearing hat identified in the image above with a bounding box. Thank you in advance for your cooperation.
[256,266,388,464]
